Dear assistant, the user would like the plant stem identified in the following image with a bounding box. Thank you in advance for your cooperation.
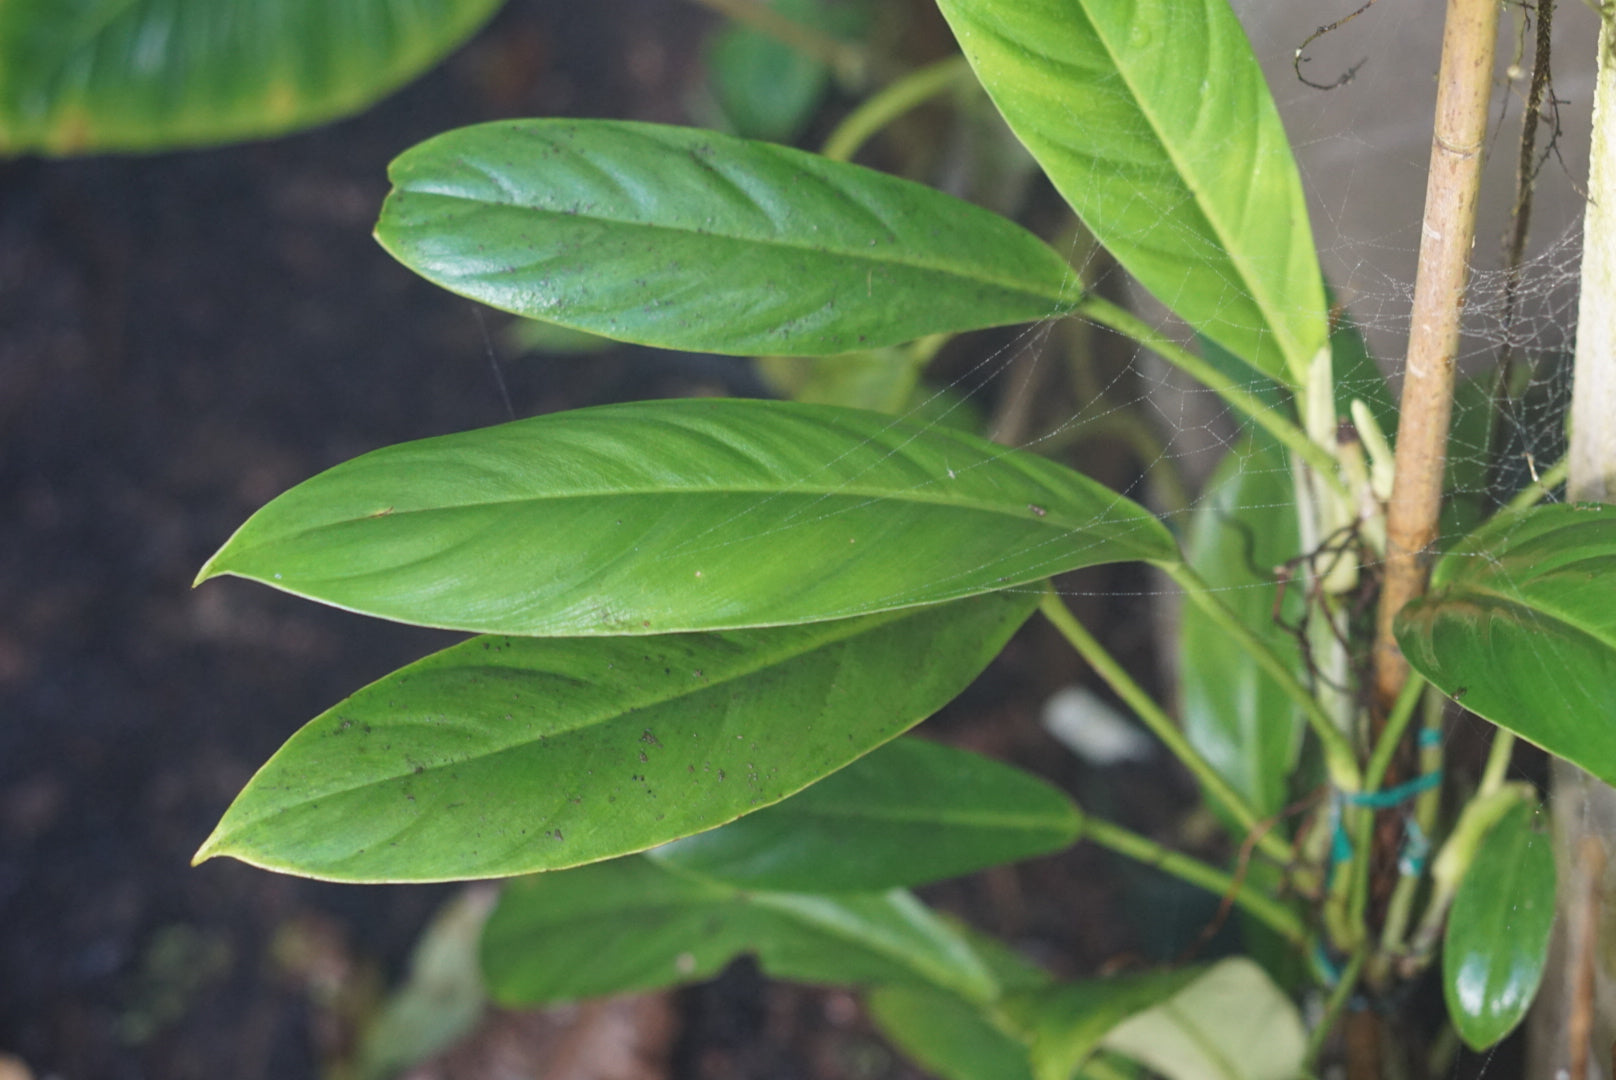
[1037,590,1297,868]
[1503,452,1569,514]
[1160,563,1362,792]
[821,57,972,162]
[1081,815,1307,946]
[1363,673,1426,794]
[1372,0,1501,714]
[1304,945,1369,1071]
[1074,296,1347,495]
[685,0,870,86]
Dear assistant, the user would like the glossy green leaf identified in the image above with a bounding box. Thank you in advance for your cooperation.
[198,399,1177,636]
[933,0,1327,385]
[1005,968,1198,1080]
[648,737,1084,891]
[1100,958,1306,1080]
[868,984,1037,1080]
[374,119,1081,356]
[1179,438,1304,817]
[0,0,502,154]
[1444,798,1556,1050]
[481,856,998,1004]
[1396,503,1616,783]
[195,590,1037,881]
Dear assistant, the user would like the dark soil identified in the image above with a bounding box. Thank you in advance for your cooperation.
[0,4,1178,1078]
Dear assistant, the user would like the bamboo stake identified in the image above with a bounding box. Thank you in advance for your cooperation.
[1372,0,1501,714]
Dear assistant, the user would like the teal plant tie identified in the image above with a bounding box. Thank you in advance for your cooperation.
[1344,771,1442,810]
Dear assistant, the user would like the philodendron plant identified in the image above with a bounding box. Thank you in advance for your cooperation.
[10,0,1603,1074]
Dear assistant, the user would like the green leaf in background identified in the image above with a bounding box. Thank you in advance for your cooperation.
[755,345,930,414]
[1179,437,1304,818]
[868,984,1038,1080]
[353,887,493,1080]
[708,0,869,142]
[933,0,1328,386]
[482,857,998,1005]
[648,736,1084,891]
[0,0,503,154]
[1395,503,1616,784]
[196,589,1037,881]
[1005,968,1198,1080]
[1443,797,1556,1050]
[198,399,1177,637]
[1099,958,1306,1080]
[374,119,1081,356]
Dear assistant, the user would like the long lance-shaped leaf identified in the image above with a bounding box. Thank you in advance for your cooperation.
[1395,503,1616,784]
[374,118,1081,355]
[648,737,1085,891]
[1179,438,1304,819]
[0,0,503,154]
[481,856,1000,1005]
[194,589,1038,882]
[934,0,1327,386]
[197,399,1179,636]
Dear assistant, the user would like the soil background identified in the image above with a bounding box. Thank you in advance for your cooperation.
[0,4,1179,1078]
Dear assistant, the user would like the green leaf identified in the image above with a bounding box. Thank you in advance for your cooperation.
[1443,798,1556,1050]
[198,399,1178,636]
[354,887,493,1080]
[868,985,1037,1080]
[648,737,1084,891]
[755,346,927,413]
[708,0,867,142]
[1179,438,1304,817]
[1005,968,1199,1080]
[0,0,503,154]
[195,590,1038,881]
[933,0,1327,386]
[1395,503,1616,783]
[374,119,1081,356]
[481,856,998,1004]
[1099,958,1306,1080]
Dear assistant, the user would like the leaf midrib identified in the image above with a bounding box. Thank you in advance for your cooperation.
[388,183,1078,309]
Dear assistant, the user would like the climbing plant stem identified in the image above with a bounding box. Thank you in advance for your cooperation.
[821,57,972,162]
[1037,590,1297,868]
[1082,815,1307,946]
[1074,296,1347,495]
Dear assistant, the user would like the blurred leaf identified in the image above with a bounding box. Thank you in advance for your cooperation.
[1005,968,1198,1080]
[869,984,1037,1080]
[0,0,503,154]
[649,736,1084,891]
[198,399,1177,637]
[1444,798,1556,1050]
[356,887,495,1080]
[374,119,1081,356]
[708,0,868,142]
[1396,503,1616,784]
[482,857,998,1004]
[1179,437,1304,817]
[934,0,1327,386]
[506,319,616,356]
[756,347,925,413]
[1100,958,1306,1080]
[196,589,1037,881]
